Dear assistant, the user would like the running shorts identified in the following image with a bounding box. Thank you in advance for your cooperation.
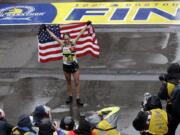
[63,62,79,73]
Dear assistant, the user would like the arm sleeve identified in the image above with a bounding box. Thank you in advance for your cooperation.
[158,82,169,100]
[132,111,148,131]
[6,122,13,135]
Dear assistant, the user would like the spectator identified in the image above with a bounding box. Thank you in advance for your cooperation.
[11,114,36,135]
[68,119,96,135]
[0,108,13,135]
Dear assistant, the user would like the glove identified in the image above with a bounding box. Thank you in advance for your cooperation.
[41,24,47,30]
[87,21,92,25]
[38,24,46,35]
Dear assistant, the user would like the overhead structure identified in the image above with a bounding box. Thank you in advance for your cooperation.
[0,1,179,32]
[0,1,179,25]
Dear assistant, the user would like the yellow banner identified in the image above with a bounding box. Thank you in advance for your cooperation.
[52,2,180,24]
[0,2,179,25]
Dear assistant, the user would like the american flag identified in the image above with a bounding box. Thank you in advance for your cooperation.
[37,22,100,63]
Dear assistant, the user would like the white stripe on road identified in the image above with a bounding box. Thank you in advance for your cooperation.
[15,74,159,81]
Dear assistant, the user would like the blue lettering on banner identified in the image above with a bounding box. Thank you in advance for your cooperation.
[66,8,109,20]
[0,4,57,24]
[111,8,129,20]
[134,8,180,20]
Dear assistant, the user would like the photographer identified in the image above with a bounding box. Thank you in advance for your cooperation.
[133,95,168,135]
[158,63,180,135]
[0,109,13,135]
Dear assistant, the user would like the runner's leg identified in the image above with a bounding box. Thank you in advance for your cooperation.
[72,70,83,106]
[72,70,80,98]
[64,71,73,104]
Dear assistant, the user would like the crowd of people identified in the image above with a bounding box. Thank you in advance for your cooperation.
[1,63,180,135]
[1,64,180,135]
[0,105,121,135]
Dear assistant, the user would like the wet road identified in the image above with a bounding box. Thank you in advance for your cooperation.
[0,0,180,135]
[0,29,180,135]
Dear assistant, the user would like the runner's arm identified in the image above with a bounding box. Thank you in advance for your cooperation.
[46,28,64,45]
[74,21,91,43]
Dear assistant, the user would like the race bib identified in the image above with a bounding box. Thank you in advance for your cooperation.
[63,47,71,54]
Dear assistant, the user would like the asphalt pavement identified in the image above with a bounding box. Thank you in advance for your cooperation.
[0,27,179,134]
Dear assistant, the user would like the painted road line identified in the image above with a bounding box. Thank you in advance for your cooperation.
[15,73,159,81]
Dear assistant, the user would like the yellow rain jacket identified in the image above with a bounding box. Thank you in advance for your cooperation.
[11,127,32,135]
[93,107,121,135]
[148,109,168,135]
[166,82,175,104]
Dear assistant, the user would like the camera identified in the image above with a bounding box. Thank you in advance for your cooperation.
[159,74,169,82]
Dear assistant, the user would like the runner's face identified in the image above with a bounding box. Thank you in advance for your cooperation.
[64,34,70,43]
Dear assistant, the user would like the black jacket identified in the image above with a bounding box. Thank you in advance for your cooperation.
[0,118,13,135]
[35,118,54,135]
[158,82,169,100]
[158,82,180,117]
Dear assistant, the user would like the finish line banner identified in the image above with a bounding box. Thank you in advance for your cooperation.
[0,2,179,25]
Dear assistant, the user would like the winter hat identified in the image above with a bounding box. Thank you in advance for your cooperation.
[60,116,75,131]
[74,119,91,135]
[34,105,50,119]
[18,114,32,129]
[167,63,180,80]
[144,96,162,111]
[0,108,5,119]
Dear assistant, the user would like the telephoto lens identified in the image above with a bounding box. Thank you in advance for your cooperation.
[159,74,168,82]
